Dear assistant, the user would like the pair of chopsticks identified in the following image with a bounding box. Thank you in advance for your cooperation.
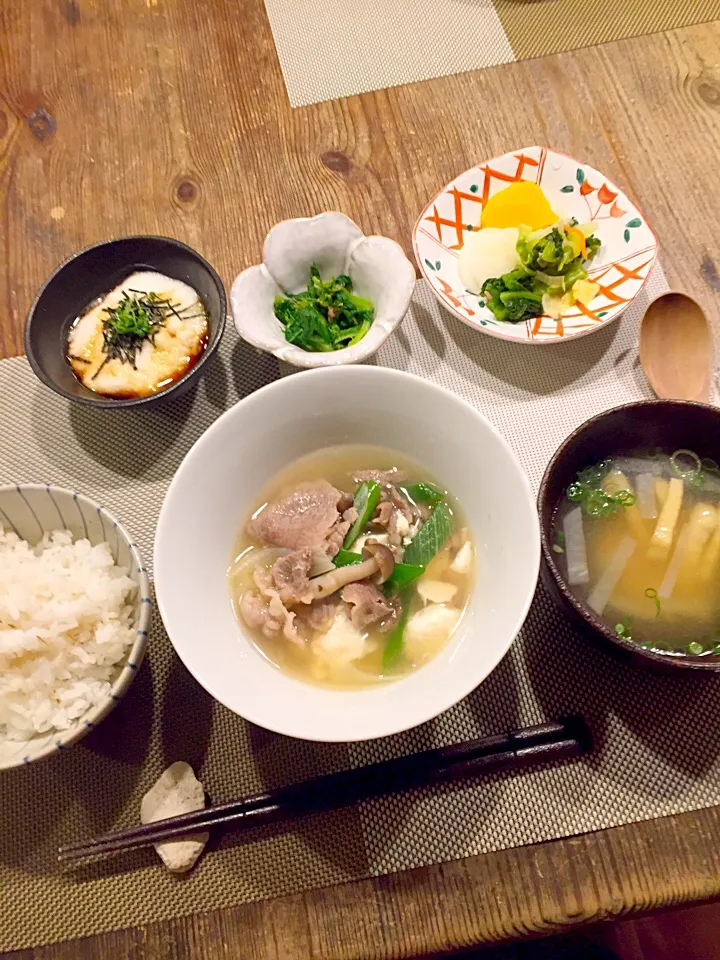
[58,716,591,862]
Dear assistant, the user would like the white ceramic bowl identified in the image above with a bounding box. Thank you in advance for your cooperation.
[414,145,658,344]
[0,485,151,769]
[231,212,416,368]
[154,367,540,742]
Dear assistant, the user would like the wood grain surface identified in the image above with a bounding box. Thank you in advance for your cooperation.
[2,1,720,956]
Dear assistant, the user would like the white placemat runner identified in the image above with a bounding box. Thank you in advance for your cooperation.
[4,269,720,952]
[263,0,514,106]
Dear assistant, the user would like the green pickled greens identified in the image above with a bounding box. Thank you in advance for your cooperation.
[517,224,601,275]
[481,269,544,323]
[274,264,374,353]
[481,222,601,324]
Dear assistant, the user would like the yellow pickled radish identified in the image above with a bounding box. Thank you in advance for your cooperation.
[481,182,557,232]
[572,279,600,306]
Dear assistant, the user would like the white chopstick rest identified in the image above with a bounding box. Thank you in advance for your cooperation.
[140,762,209,873]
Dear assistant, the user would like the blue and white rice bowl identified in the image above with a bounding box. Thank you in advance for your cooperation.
[0,485,151,769]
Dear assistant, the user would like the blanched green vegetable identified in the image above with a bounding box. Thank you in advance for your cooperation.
[274,264,374,353]
[384,562,425,595]
[381,591,411,671]
[333,549,424,594]
[333,549,366,568]
[400,482,444,505]
[403,501,453,567]
[343,481,382,549]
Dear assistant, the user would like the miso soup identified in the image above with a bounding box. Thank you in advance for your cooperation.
[553,450,720,656]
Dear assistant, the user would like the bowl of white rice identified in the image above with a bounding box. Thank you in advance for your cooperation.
[0,484,151,769]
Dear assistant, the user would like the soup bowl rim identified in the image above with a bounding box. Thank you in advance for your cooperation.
[155,365,542,741]
[538,398,720,671]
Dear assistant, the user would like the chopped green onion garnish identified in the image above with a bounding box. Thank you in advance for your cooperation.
[567,460,636,517]
[670,449,702,480]
[615,617,633,638]
[644,587,661,617]
[615,617,633,640]
[687,641,704,656]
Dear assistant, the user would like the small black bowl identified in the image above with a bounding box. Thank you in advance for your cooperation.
[539,400,720,673]
[25,236,227,408]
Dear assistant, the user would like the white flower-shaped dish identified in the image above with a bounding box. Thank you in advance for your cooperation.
[231,213,416,367]
[413,146,659,344]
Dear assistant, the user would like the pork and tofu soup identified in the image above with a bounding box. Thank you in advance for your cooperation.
[229,445,474,687]
[554,449,720,656]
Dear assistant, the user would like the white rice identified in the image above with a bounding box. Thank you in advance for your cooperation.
[0,528,136,740]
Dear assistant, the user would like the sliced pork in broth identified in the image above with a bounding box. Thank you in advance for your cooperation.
[229,445,475,688]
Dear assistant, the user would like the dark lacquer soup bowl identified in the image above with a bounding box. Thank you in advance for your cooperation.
[538,400,720,673]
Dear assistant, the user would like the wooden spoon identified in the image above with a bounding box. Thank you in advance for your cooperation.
[639,292,713,402]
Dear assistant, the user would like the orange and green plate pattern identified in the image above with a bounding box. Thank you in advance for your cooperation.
[413,146,658,344]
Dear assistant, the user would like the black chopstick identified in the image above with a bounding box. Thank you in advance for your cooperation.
[58,716,591,862]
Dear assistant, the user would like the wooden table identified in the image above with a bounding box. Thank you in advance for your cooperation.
[3,3,720,957]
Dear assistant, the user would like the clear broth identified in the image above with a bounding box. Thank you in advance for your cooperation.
[229,444,474,687]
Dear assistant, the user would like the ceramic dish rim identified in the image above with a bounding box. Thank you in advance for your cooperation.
[412,144,660,346]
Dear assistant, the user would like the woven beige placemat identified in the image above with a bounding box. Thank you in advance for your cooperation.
[3,271,720,952]
[263,0,720,106]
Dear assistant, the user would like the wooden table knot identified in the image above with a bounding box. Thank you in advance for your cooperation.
[27,107,56,142]
[321,150,353,179]
[175,178,198,203]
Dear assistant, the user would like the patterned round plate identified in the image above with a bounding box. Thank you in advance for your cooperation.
[413,146,658,344]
